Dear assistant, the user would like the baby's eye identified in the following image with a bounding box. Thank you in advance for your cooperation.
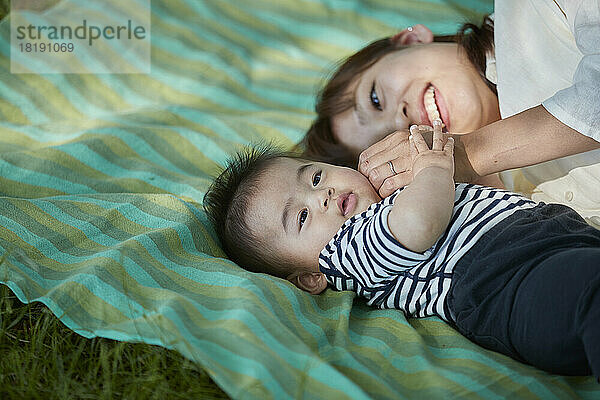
[312,171,321,187]
[299,209,308,229]
[370,82,382,111]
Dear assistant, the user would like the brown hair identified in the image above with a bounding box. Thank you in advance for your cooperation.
[203,143,301,278]
[302,16,495,167]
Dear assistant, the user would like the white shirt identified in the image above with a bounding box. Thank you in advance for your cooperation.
[319,184,537,322]
[493,0,600,229]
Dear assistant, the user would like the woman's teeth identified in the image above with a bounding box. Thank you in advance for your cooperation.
[424,85,444,127]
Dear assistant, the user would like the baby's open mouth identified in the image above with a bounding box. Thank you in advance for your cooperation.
[337,192,356,216]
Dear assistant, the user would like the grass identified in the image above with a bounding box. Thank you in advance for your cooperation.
[0,285,230,400]
[0,0,8,20]
[1,1,63,20]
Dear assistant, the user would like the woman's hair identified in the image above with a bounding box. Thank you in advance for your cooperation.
[203,143,300,278]
[302,16,495,167]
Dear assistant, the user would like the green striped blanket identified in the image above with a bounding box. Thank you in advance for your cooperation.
[1,0,598,398]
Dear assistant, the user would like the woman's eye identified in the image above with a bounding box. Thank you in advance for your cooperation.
[370,82,382,111]
[299,209,308,228]
[312,171,321,187]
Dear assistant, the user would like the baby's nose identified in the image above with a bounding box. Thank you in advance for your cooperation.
[322,188,334,210]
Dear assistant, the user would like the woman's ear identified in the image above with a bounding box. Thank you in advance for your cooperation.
[390,24,434,46]
[288,271,328,294]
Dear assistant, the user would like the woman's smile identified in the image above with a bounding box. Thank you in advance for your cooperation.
[420,84,450,130]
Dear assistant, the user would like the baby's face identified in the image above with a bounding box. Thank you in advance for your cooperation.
[245,157,381,274]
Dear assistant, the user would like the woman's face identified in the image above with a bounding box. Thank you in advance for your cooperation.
[331,43,500,155]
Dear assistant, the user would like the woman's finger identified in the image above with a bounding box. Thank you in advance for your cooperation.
[379,171,412,197]
[365,157,406,189]
[366,161,392,189]
[361,144,410,175]
[409,125,430,153]
[358,130,408,172]
[358,132,410,178]
[366,137,410,162]
[432,119,444,151]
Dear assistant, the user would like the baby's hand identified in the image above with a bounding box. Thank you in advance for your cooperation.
[409,120,454,180]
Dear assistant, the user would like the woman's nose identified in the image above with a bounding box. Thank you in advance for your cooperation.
[393,101,409,130]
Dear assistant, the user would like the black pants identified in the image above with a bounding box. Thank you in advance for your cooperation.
[447,203,600,377]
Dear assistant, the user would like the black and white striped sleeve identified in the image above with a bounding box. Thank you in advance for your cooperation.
[319,200,435,301]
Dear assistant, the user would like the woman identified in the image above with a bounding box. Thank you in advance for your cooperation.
[303,0,600,228]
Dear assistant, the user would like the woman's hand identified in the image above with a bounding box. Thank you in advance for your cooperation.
[359,124,481,197]
[358,125,433,197]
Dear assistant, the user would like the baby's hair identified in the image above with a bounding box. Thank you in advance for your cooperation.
[203,143,300,278]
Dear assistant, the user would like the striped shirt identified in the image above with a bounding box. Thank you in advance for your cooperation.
[318,183,538,322]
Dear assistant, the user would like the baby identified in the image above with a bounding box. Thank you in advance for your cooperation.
[204,122,600,378]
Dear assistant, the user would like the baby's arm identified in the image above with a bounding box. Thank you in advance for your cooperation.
[388,121,455,253]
